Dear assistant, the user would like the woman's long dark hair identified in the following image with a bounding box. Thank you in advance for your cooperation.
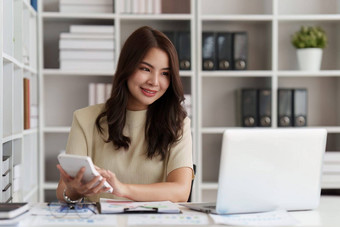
[95,26,187,160]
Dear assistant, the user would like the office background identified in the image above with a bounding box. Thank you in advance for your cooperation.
[1,0,340,204]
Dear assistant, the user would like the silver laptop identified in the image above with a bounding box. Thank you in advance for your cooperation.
[183,128,327,214]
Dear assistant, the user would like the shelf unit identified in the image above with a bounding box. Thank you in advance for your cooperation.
[38,0,196,202]
[37,0,340,203]
[1,0,39,203]
[196,0,340,202]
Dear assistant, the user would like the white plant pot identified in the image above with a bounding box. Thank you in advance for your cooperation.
[296,48,323,71]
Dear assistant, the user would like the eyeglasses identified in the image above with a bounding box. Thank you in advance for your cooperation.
[48,202,97,218]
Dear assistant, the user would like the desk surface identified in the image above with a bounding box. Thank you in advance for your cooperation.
[10,196,340,226]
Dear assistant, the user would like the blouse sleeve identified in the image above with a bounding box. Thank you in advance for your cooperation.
[65,110,88,156]
[166,117,193,176]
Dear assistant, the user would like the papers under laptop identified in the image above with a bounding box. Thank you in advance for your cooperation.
[183,128,327,214]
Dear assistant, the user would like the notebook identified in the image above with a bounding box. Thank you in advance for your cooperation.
[0,203,29,219]
[183,128,327,214]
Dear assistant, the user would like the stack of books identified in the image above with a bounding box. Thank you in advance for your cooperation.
[59,0,113,14]
[59,25,115,71]
[2,156,10,202]
[12,164,21,200]
[322,152,340,187]
[88,83,112,106]
[121,0,162,14]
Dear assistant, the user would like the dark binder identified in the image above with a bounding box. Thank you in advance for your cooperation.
[163,31,177,48]
[241,89,258,127]
[216,32,233,70]
[258,89,272,127]
[232,32,248,70]
[202,32,216,70]
[293,89,307,127]
[278,89,293,127]
[177,31,191,70]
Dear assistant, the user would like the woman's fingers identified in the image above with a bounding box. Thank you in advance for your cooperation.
[91,178,107,194]
[56,164,73,182]
[74,167,86,183]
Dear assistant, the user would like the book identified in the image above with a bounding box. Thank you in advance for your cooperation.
[60,5,113,14]
[60,0,113,5]
[99,198,181,214]
[70,25,114,34]
[23,78,30,130]
[0,203,29,219]
[2,156,10,175]
[324,152,340,162]
[30,0,37,11]
[323,164,340,173]
[60,50,115,60]
[153,0,162,14]
[59,34,114,50]
[60,60,114,71]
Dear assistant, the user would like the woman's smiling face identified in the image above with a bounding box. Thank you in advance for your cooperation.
[126,47,171,111]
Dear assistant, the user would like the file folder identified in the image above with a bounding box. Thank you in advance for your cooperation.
[202,32,216,70]
[258,89,272,127]
[241,89,258,127]
[293,89,307,127]
[177,31,191,70]
[278,89,293,127]
[232,32,248,70]
[216,32,233,70]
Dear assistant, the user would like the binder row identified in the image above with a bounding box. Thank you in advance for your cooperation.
[163,31,191,71]
[278,89,308,127]
[238,89,271,127]
[202,32,248,71]
[239,88,308,127]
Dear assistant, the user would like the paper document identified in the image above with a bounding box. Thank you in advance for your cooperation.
[31,215,116,226]
[99,198,181,214]
[210,209,298,226]
[128,214,209,225]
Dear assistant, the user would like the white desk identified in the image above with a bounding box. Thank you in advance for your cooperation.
[11,196,340,226]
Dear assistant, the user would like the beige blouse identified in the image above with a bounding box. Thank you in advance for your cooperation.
[65,104,193,202]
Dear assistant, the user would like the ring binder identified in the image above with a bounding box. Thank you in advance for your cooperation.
[293,89,307,127]
[278,89,293,127]
[216,32,233,70]
[232,32,248,70]
[202,32,216,70]
[241,89,258,127]
[258,89,272,127]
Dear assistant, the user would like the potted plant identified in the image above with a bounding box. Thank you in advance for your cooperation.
[291,26,327,71]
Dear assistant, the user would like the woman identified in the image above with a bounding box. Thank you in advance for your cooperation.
[56,26,193,203]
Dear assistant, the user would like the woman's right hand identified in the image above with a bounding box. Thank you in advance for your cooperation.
[57,164,111,199]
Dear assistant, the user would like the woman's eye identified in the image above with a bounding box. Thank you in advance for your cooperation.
[162,71,169,76]
[140,67,150,72]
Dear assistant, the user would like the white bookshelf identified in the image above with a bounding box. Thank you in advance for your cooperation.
[1,0,39,203]
[196,0,340,202]
[37,0,340,203]
[38,0,196,202]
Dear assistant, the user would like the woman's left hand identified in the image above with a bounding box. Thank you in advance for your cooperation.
[95,166,128,198]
